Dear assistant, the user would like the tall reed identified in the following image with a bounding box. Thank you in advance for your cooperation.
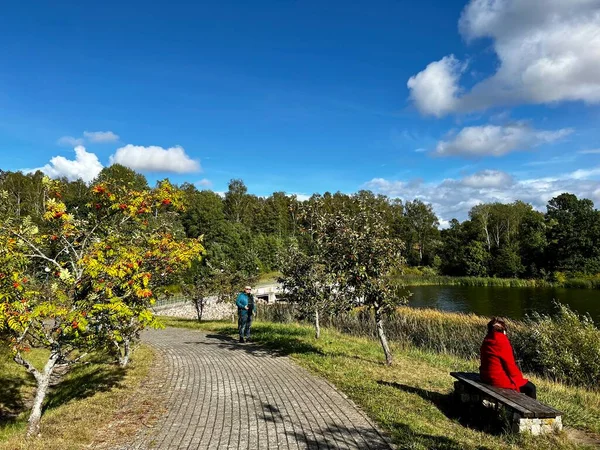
[259,302,600,389]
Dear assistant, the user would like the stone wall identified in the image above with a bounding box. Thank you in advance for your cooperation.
[154,301,236,321]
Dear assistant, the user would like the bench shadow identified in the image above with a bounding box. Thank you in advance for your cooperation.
[377,381,507,436]
[386,421,493,450]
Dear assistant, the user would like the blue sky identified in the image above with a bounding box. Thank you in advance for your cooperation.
[1,0,599,224]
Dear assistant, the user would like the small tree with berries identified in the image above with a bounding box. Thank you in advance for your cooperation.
[0,177,204,437]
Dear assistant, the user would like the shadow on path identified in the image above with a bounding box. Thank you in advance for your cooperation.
[286,423,392,450]
[184,332,324,358]
[260,402,284,424]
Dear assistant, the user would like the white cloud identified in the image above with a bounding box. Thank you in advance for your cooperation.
[578,148,600,154]
[109,144,201,173]
[363,165,600,223]
[58,130,119,146]
[57,136,84,147]
[524,155,577,167]
[434,124,572,157]
[408,0,600,115]
[83,130,120,143]
[36,146,104,183]
[566,167,600,180]
[407,56,465,117]
[461,170,514,188]
[195,178,213,188]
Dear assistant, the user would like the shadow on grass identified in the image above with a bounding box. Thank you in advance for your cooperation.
[185,332,325,358]
[387,421,493,450]
[378,380,507,437]
[0,373,30,425]
[43,359,126,413]
[175,319,324,358]
[286,423,392,450]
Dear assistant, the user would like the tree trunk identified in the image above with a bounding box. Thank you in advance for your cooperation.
[314,309,321,339]
[118,337,131,367]
[375,307,393,365]
[193,297,203,321]
[484,224,491,251]
[26,351,60,437]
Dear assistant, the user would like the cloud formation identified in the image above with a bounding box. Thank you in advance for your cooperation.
[434,124,572,157]
[408,0,600,116]
[460,170,514,188]
[109,144,201,173]
[83,130,120,143]
[36,146,104,183]
[195,178,213,188]
[58,130,119,146]
[57,136,84,147]
[363,166,600,224]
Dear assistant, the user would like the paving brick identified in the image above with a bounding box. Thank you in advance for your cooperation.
[127,328,393,449]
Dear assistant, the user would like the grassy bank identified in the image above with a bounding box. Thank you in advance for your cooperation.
[162,317,600,449]
[399,275,600,289]
[257,303,600,389]
[0,345,159,450]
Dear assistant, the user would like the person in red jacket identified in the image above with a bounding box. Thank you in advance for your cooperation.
[480,318,537,399]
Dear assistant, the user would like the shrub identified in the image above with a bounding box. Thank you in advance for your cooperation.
[256,302,297,323]
[516,304,600,388]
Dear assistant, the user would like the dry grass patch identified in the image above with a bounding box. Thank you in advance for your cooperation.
[0,345,160,450]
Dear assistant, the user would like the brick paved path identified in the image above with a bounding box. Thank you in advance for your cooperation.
[132,327,393,450]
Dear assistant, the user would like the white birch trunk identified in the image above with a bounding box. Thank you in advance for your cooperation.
[118,337,131,367]
[314,309,321,339]
[25,351,60,437]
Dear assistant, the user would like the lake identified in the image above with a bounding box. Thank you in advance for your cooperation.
[408,285,600,324]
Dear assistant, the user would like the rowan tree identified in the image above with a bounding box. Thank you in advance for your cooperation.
[0,177,204,436]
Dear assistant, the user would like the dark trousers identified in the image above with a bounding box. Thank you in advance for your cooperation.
[520,381,537,399]
[238,312,253,338]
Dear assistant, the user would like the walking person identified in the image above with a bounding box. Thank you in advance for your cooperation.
[480,317,537,399]
[236,285,256,343]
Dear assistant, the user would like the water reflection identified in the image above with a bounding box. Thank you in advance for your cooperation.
[409,285,600,323]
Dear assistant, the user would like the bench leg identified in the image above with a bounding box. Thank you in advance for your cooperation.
[454,381,481,404]
[512,414,563,435]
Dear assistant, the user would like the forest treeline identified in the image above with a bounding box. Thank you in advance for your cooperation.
[2,165,600,281]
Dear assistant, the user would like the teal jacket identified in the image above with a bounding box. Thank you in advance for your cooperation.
[236,292,256,315]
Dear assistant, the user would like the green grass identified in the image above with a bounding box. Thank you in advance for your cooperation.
[0,345,158,450]
[162,317,600,450]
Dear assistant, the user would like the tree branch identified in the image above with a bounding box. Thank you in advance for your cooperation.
[14,352,41,382]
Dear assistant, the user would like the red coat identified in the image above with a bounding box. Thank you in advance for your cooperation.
[480,331,527,390]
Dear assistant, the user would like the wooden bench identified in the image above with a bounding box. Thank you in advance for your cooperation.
[450,372,562,435]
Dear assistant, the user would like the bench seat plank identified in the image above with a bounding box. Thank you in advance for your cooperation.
[450,372,562,419]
